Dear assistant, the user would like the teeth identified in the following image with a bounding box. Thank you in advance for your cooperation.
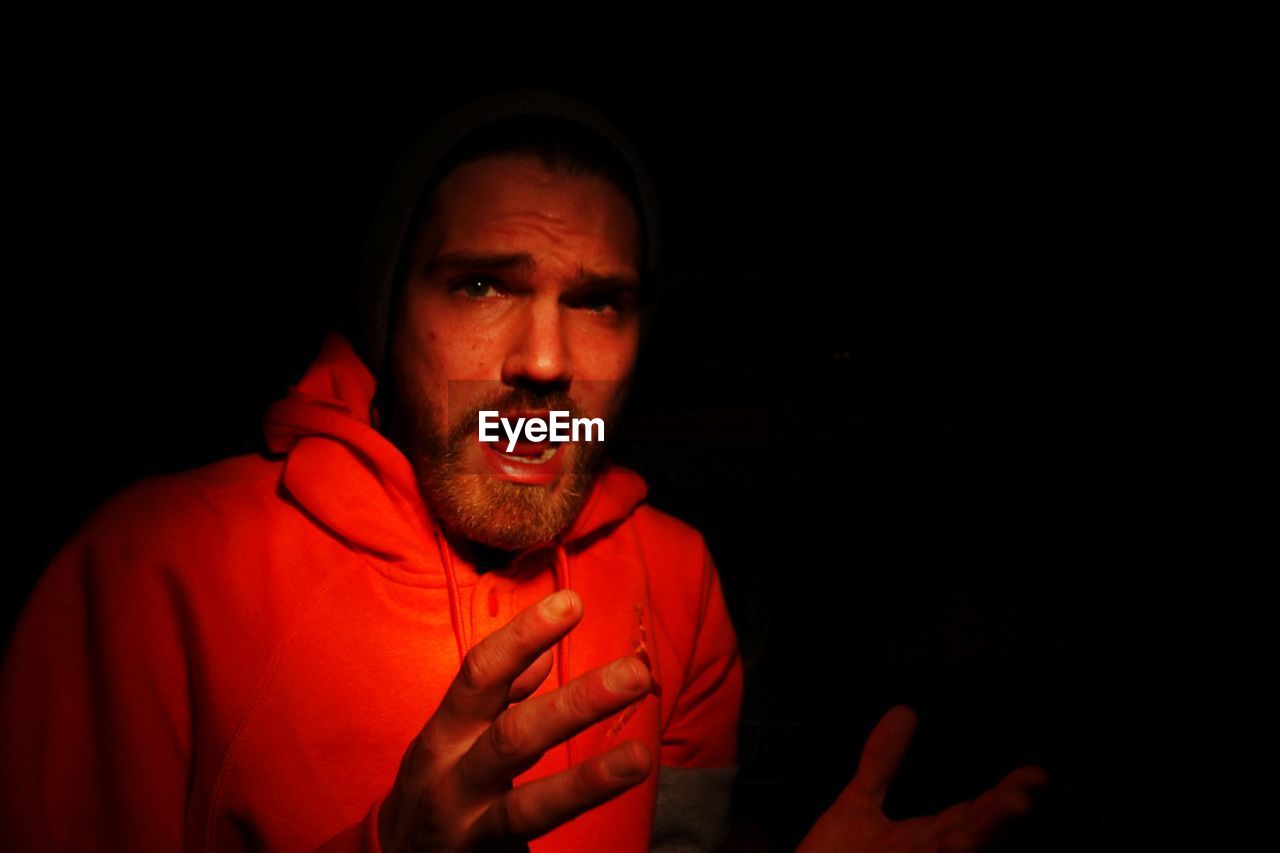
[498,445,559,464]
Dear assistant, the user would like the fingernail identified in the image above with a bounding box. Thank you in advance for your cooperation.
[604,745,646,780]
[541,591,575,619]
[604,657,648,693]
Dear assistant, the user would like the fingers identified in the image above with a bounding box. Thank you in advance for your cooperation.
[457,655,652,793]
[940,795,1027,852]
[467,740,652,844]
[933,764,1048,850]
[847,705,919,809]
[930,798,978,838]
[507,648,555,705]
[1000,765,1049,792]
[431,591,582,744]
[937,828,981,853]
[964,766,1045,846]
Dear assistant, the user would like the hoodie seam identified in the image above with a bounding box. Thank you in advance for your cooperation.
[629,519,672,737]
[202,565,350,853]
[347,547,477,589]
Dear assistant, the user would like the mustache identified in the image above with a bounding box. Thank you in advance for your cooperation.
[444,386,581,447]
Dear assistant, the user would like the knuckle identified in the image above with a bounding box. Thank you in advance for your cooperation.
[460,646,495,691]
[416,781,441,817]
[411,731,440,769]
[470,793,527,844]
[553,680,594,722]
[498,792,532,838]
[488,711,527,763]
[506,609,538,645]
[575,759,604,802]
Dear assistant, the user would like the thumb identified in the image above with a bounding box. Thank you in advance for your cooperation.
[846,705,919,810]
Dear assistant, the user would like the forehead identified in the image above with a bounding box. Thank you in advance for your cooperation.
[411,154,642,272]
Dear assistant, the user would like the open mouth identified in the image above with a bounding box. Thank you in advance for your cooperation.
[487,440,563,464]
[478,435,567,486]
[474,408,575,485]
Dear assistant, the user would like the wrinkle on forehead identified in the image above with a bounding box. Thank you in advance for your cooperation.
[410,154,641,273]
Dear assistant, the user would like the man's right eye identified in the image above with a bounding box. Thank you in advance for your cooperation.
[450,277,502,299]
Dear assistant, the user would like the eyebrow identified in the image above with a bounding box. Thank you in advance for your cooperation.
[570,265,642,294]
[421,251,536,279]
[421,251,641,291]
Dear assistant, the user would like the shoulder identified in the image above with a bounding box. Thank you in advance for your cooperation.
[627,504,721,626]
[34,451,337,663]
[629,503,712,565]
[60,452,288,590]
[18,454,288,659]
[82,452,284,543]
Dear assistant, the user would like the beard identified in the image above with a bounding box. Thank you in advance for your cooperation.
[383,368,611,552]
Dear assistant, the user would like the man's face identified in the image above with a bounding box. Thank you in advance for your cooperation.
[385,154,643,551]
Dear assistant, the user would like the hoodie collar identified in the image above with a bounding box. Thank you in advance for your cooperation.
[262,331,649,579]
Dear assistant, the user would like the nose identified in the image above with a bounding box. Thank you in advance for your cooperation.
[501,297,573,390]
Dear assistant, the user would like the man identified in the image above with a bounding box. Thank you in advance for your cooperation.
[1,90,1046,851]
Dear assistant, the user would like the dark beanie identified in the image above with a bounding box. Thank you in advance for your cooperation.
[351,89,663,383]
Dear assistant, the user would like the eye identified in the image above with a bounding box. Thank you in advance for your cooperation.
[569,288,633,317]
[578,293,621,314]
[450,276,503,299]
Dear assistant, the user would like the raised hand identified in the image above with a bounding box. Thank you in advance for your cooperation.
[377,589,653,852]
[797,706,1048,853]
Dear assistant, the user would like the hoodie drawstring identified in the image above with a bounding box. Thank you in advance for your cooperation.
[433,529,573,714]
[554,543,572,766]
[434,529,470,667]
[553,544,572,693]
[433,529,576,766]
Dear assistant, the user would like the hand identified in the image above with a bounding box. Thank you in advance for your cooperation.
[377,589,653,852]
[797,706,1048,853]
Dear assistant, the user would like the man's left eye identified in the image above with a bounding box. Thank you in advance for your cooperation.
[575,293,622,314]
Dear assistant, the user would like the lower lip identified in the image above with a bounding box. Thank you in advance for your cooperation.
[479,441,566,485]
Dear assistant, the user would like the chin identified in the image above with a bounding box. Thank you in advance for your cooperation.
[430,474,583,552]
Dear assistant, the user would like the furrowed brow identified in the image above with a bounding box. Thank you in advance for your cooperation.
[421,251,536,278]
[571,265,641,292]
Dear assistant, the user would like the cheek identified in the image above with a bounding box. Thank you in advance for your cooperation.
[409,312,498,382]
[392,316,449,421]
[404,322,513,434]
[577,359,637,419]
[572,327,640,378]
[427,308,509,373]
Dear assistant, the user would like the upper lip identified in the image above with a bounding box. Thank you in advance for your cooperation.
[482,409,568,445]
[498,408,553,422]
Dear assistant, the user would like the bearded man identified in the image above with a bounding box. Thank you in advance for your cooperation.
[0,90,1046,852]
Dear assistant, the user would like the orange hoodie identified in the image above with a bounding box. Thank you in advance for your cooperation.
[0,332,743,852]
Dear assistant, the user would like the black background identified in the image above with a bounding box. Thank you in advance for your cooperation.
[6,42,1228,851]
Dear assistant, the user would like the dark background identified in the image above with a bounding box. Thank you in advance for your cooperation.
[7,46,1224,851]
